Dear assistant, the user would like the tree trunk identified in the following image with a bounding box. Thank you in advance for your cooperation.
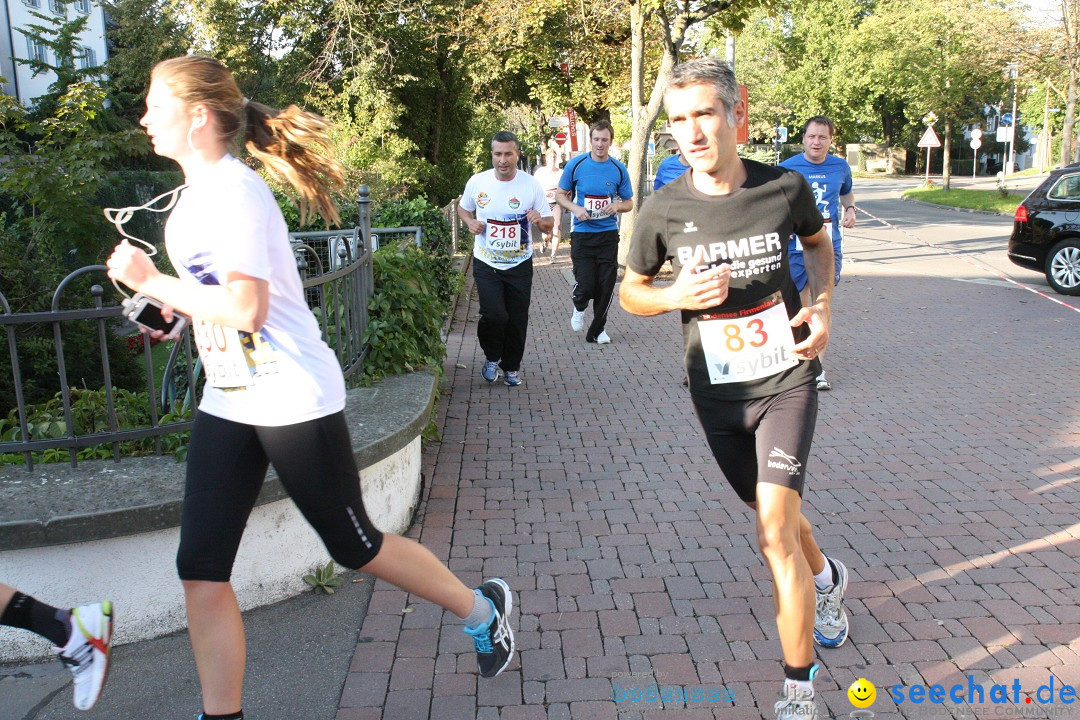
[942,119,952,190]
[621,7,680,264]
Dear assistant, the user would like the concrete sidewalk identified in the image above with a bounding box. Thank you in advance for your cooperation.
[337,232,1080,719]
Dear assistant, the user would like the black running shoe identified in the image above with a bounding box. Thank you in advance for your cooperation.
[463,578,514,678]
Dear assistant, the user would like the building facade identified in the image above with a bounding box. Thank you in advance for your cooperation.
[1,0,108,105]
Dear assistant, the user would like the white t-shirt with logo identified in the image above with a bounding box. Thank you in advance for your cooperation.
[165,154,345,426]
[460,169,552,269]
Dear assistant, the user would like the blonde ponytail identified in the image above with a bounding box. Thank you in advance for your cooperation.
[152,56,346,227]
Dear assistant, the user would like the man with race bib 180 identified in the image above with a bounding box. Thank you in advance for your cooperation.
[619,58,850,720]
[458,131,553,387]
[779,116,855,391]
[556,120,633,345]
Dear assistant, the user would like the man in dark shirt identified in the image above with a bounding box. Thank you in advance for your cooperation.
[620,57,848,720]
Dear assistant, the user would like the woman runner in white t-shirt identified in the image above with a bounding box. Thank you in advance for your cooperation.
[106,56,514,720]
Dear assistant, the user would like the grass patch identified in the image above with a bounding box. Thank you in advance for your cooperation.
[902,186,1027,215]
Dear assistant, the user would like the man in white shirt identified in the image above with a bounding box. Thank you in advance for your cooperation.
[458,131,554,387]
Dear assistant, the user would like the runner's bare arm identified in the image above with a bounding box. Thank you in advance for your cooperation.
[790,227,833,358]
[526,208,554,233]
[556,188,588,222]
[619,247,730,316]
[840,191,856,229]
[107,241,269,332]
[456,204,486,235]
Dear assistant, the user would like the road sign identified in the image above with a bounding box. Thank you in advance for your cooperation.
[970,128,983,140]
[1001,112,1013,126]
[647,140,655,157]
[554,131,567,147]
[970,138,982,150]
[775,126,788,143]
[996,126,1014,143]
[917,126,941,148]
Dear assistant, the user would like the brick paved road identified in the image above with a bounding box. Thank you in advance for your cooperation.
[338,212,1080,720]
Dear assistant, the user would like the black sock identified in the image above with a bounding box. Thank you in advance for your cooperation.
[200,712,244,720]
[828,557,839,586]
[0,592,71,647]
[784,663,816,682]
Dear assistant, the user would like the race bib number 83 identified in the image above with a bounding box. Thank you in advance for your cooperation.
[698,292,798,384]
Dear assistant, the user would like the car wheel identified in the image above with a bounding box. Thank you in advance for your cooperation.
[1045,239,1080,296]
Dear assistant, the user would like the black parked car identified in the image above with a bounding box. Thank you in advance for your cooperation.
[1008,163,1080,295]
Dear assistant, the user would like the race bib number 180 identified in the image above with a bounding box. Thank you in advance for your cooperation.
[698,292,798,384]
[584,194,611,219]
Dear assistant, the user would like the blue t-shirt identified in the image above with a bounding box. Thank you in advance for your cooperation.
[653,154,690,190]
[558,154,633,233]
[778,153,852,290]
[778,154,851,240]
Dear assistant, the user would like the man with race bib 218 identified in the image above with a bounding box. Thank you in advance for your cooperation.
[458,131,553,387]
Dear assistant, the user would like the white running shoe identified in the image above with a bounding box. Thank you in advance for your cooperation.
[56,601,113,710]
[596,330,611,344]
[570,309,585,332]
[814,557,849,647]
[816,373,832,391]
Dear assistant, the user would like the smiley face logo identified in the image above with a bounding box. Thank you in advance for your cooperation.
[848,679,876,708]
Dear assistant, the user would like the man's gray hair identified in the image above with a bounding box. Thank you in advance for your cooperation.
[666,57,740,127]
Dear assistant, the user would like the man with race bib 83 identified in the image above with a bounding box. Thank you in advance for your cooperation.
[620,57,850,720]
[458,131,553,387]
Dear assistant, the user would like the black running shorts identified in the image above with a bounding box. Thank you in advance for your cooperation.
[690,382,818,503]
[177,410,384,582]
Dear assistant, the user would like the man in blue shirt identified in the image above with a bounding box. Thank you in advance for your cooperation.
[653,151,690,190]
[779,116,855,391]
[556,120,634,344]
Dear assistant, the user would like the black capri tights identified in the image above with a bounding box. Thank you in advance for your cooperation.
[177,410,384,582]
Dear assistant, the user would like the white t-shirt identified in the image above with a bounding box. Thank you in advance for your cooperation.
[533,164,563,205]
[460,169,552,269]
[165,154,346,426]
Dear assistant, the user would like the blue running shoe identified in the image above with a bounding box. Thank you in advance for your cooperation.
[814,557,849,648]
[463,578,514,678]
[481,361,500,383]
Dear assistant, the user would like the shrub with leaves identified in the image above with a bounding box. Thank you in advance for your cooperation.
[371,198,456,308]
[0,387,191,465]
[361,244,449,385]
